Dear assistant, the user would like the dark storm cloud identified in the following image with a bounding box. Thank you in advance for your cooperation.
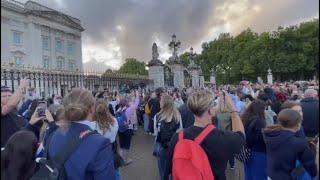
[19,0,319,68]
[23,0,219,62]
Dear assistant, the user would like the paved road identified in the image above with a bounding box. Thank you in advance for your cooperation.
[120,128,244,180]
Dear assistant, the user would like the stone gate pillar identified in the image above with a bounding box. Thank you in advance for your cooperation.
[267,68,273,85]
[148,65,164,88]
[147,42,164,88]
[171,64,185,88]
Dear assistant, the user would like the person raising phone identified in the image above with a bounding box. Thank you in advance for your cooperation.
[166,90,245,180]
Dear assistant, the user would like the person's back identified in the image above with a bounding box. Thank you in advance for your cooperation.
[149,97,160,119]
[263,109,317,179]
[167,90,245,180]
[47,123,114,180]
[263,128,317,179]
[168,126,245,179]
[45,89,115,180]
[300,96,319,137]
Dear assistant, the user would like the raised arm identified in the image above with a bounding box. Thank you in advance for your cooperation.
[1,78,29,116]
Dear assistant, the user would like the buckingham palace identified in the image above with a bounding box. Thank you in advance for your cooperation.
[1,0,84,71]
[1,0,151,97]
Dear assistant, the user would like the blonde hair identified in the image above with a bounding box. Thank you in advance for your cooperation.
[93,100,115,134]
[157,95,181,123]
[62,88,95,122]
[187,90,214,117]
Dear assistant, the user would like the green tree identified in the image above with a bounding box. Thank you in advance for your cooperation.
[117,58,148,75]
[197,19,318,83]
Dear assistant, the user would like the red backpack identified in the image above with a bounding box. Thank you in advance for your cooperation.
[172,124,215,180]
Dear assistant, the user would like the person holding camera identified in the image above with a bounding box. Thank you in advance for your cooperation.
[1,78,30,147]
[166,90,245,180]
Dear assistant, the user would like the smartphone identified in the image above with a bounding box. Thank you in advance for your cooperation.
[37,101,47,117]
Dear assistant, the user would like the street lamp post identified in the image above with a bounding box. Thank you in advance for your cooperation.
[168,34,181,62]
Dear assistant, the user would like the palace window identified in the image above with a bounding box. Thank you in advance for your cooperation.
[55,38,63,52]
[68,60,76,71]
[67,42,74,55]
[43,56,50,69]
[56,57,65,70]
[42,36,50,50]
[14,56,22,66]
[12,31,22,45]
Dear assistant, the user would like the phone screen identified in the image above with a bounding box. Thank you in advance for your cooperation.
[37,101,47,117]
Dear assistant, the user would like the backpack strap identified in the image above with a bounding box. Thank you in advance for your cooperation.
[194,124,215,145]
[50,130,98,170]
[178,131,184,140]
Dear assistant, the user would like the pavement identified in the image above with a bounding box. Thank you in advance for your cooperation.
[120,128,244,180]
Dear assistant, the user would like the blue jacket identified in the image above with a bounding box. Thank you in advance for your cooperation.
[300,97,319,137]
[263,128,317,179]
[18,99,33,116]
[46,122,115,180]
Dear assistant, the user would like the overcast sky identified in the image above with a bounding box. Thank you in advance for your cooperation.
[19,0,319,71]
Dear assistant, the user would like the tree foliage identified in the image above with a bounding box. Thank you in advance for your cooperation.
[198,19,319,84]
[117,58,148,75]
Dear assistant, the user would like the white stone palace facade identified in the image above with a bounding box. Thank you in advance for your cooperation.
[1,0,84,72]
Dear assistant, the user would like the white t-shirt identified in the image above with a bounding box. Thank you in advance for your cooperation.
[95,119,119,143]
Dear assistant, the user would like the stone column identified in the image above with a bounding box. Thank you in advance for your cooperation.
[171,64,185,88]
[267,68,273,85]
[190,69,200,88]
[199,75,205,88]
[148,65,164,88]
[210,74,216,85]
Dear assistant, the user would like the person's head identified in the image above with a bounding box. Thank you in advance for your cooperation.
[276,92,287,103]
[155,87,164,99]
[264,87,276,102]
[1,130,38,180]
[257,92,272,106]
[281,100,303,117]
[186,88,194,96]
[1,86,12,106]
[53,95,62,105]
[55,106,65,122]
[62,88,95,122]
[187,90,217,122]
[241,99,266,126]
[118,97,129,109]
[151,91,156,99]
[93,99,115,134]
[277,109,302,131]
[304,89,318,99]
[158,94,180,123]
[26,88,38,100]
[47,97,53,106]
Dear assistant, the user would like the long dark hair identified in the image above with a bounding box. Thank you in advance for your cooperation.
[1,130,38,180]
[241,99,266,126]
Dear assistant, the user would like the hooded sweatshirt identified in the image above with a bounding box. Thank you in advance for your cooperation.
[263,126,317,179]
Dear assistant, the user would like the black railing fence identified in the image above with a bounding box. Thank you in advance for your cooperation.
[1,63,152,97]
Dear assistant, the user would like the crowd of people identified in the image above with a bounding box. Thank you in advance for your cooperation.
[1,77,319,180]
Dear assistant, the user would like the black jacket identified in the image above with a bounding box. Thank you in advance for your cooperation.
[245,117,267,153]
[148,98,160,119]
[300,97,319,137]
[263,128,317,179]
